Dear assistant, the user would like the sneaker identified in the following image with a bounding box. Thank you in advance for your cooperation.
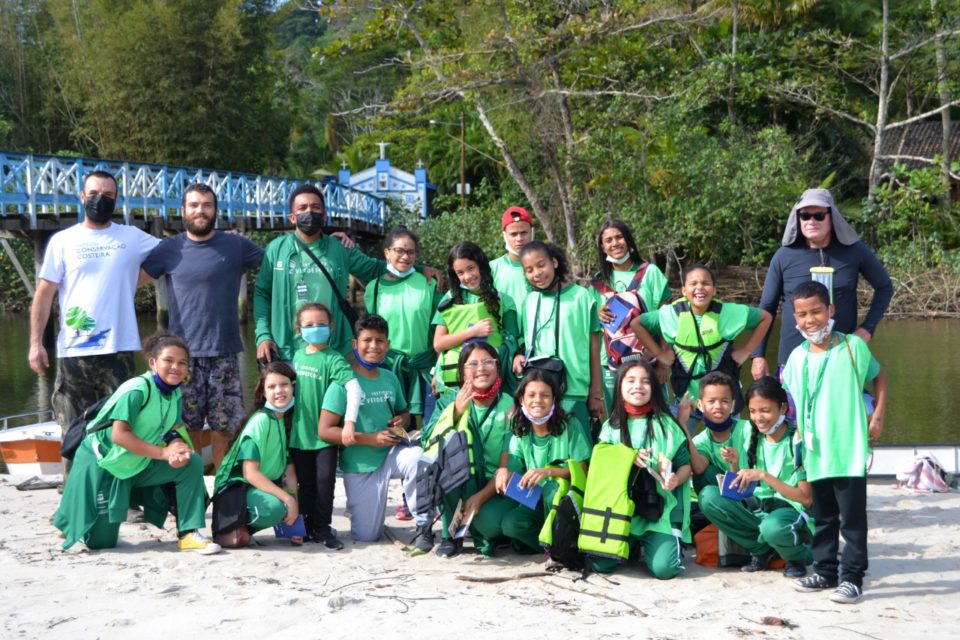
[783,561,807,578]
[319,530,345,551]
[741,549,777,573]
[408,523,435,556]
[395,504,413,521]
[178,531,222,555]
[829,581,863,604]
[793,572,837,592]
[435,538,462,558]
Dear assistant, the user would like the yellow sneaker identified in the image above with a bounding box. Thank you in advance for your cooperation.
[178,531,222,555]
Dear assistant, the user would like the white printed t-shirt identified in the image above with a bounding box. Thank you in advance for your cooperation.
[38,222,159,358]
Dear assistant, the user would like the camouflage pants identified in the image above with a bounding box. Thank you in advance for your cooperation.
[181,355,244,434]
[52,352,137,439]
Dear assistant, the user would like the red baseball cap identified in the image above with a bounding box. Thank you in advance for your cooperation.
[501,206,533,230]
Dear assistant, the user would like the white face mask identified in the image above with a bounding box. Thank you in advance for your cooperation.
[522,404,555,426]
[765,414,787,437]
[386,263,415,278]
[504,229,534,256]
[605,252,631,265]
[796,317,835,344]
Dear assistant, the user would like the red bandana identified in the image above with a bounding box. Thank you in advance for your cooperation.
[624,402,653,417]
[472,376,502,403]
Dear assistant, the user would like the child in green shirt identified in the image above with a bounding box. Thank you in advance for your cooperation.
[782,281,888,604]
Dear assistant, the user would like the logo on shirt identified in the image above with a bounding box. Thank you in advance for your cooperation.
[64,306,111,349]
[74,238,127,260]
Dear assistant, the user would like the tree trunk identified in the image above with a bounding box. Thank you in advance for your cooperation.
[931,0,954,207]
[868,0,891,202]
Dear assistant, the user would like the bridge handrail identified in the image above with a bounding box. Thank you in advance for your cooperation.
[0,150,386,230]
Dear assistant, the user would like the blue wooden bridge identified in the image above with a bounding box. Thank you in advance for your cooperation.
[0,150,388,234]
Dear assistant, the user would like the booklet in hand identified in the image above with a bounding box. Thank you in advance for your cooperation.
[601,295,633,333]
[447,499,478,539]
[388,425,421,445]
[718,471,757,500]
[505,473,543,510]
[643,451,674,487]
[274,514,307,539]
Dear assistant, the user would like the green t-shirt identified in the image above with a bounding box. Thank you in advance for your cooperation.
[364,272,438,357]
[91,374,182,480]
[291,346,355,450]
[470,396,514,481]
[507,421,592,506]
[322,369,408,474]
[518,283,601,399]
[215,410,289,490]
[490,254,530,316]
[253,233,387,359]
[639,299,761,399]
[692,418,753,473]
[782,332,880,481]
[753,429,807,512]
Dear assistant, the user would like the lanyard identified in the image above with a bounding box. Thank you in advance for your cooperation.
[529,282,562,358]
[799,336,836,426]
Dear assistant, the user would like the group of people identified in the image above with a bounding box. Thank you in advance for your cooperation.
[33,171,893,606]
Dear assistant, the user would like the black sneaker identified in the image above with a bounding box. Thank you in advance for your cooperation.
[309,527,344,550]
[793,572,838,592]
[829,581,863,604]
[740,549,776,573]
[435,538,462,558]
[783,561,807,578]
[409,523,435,556]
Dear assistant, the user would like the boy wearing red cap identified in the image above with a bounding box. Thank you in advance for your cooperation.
[490,206,534,311]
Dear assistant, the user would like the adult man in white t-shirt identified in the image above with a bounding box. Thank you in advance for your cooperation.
[28,170,159,468]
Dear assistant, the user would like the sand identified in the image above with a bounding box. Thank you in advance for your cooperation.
[1,476,957,639]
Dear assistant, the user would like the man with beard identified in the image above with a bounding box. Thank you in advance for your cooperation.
[141,183,263,468]
[29,170,160,477]
[253,184,440,362]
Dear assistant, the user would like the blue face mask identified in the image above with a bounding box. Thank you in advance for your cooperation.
[301,324,331,346]
[387,263,415,279]
[265,398,294,414]
[152,373,181,395]
[459,283,477,291]
[704,415,734,433]
[353,348,383,370]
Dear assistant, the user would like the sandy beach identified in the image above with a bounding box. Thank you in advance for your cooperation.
[1,476,957,639]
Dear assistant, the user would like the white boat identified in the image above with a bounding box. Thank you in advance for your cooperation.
[0,410,62,476]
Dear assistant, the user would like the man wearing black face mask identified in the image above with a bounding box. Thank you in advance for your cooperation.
[29,170,160,478]
[253,184,441,361]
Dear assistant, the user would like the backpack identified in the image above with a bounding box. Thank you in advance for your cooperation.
[539,460,587,571]
[590,263,651,369]
[896,453,951,492]
[60,377,152,460]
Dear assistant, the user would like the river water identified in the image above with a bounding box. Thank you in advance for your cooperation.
[0,312,956,444]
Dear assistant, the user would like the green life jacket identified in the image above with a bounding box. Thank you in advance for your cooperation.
[91,374,179,480]
[670,299,743,409]
[577,443,637,562]
[436,299,503,385]
[539,459,587,569]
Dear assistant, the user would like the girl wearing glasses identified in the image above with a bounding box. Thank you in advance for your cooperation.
[364,226,440,425]
[423,342,517,558]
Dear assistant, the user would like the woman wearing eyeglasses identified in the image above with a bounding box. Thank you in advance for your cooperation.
[364,226,440,425]
[751,189,893,383]
[421,342,517,558]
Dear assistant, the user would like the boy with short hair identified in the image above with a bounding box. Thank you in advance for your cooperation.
[679,371,755,567]
[318,315,434,553]
[782,281,887,604]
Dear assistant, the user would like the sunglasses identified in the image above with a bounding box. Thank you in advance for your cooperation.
[798,211,829,222]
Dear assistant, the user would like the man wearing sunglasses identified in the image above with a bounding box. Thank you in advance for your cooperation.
[751,188,893,381]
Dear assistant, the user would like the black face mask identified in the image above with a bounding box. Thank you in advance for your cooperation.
[84,195,116,223]
[295,211,324,236]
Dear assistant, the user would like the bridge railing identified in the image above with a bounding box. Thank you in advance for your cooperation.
[0,151,386,230]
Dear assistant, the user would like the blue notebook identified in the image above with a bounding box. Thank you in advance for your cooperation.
[601,295,632,333]
[274,515,307,539]
[505,473,543,510]
[719,471,757,500]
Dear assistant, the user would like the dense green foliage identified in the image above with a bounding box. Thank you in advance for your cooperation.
[1,0,958,297]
